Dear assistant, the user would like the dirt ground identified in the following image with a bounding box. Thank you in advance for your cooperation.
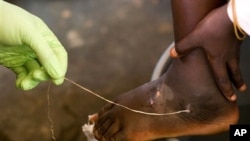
[0,0,173,141]
[0,0,249,141]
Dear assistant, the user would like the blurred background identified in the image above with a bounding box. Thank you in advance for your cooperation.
[0,0,249,141]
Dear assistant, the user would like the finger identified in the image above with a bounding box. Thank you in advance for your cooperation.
[228,58,247,92]
[52,77,64,85]
[169,47,179,58]
[25,60,50,81]
[170,30,201,57]
[32,68,50,81]
[34,16,67,85]
[21,16,66,82]
[209,58,236,101]
[10,66,28,89]
[11,66,40,90]
[19,60,42,90]
[19,76,40,90]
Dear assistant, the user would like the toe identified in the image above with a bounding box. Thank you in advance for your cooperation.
[94,117,108,139]
[110,131,126,141]
[98,104,114,117]
[94,111,124,141]
[89,113,98,123]
[94,113,113,139]
[97,118,113,137]
[94,112,111,129]
[103,119,121,140]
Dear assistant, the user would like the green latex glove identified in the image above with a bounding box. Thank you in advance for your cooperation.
[0,1,68,90]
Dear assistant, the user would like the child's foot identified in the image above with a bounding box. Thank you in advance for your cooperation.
[92,49,239,141]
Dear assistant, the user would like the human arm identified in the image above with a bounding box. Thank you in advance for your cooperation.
[0,0,68,90]
[170,0,246,101]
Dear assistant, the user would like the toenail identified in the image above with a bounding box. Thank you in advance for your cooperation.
[89,113,98,123]
[156,90,161,97]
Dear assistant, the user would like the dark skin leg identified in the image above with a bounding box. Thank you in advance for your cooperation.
[92,1,239,140]
[171,0,246,100]
[171,0,226,41]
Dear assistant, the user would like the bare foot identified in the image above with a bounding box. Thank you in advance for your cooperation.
[92,49,239,141]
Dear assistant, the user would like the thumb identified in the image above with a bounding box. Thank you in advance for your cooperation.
[170,30,201,58]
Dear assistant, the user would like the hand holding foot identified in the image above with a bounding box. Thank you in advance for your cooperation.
[170,4,247,101]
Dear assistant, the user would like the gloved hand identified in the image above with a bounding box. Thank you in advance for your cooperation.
[0,0,68,90]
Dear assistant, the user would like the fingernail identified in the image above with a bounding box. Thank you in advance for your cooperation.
[229,94,237,101]
[170,47,178,58]
[239,83,247,92]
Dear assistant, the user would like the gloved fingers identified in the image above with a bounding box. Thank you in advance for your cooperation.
[19,76,40,90]
[52,77,65,86]
[48,46,67,85]
[209,58,236,101]
[34,16,67,85]
[34,15,68,76]
[170,30,201,58]
[21,27,64,78]
[32,68,50,81]
[24,59,50,81]
[32,67,64,85]
[10,66,29,90]
[22,16,67,85]
[33,15,68,64]
[10,60,42,90]
[227,58,247,92]
[17,60,43,90]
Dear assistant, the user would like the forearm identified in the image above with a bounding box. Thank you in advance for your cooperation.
[171,0,227,42]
